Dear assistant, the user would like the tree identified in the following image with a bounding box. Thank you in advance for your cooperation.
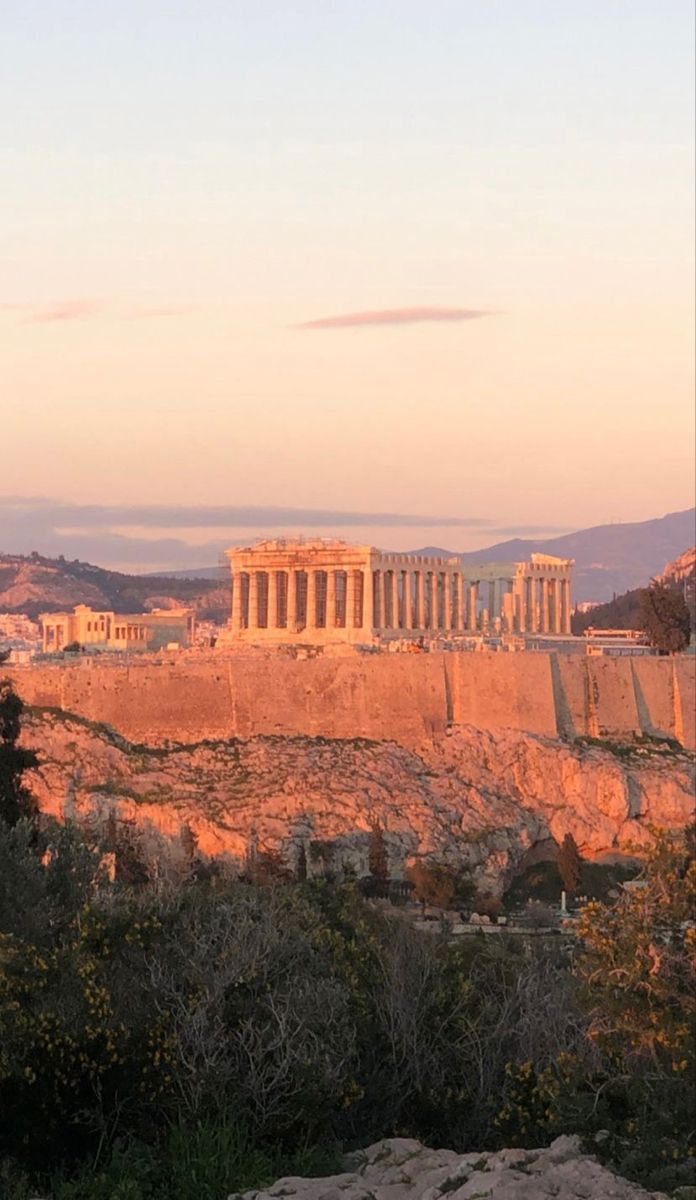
[639,582,691,653]
[368,824,389,890]
[296,842,308,882]
[180,821,198,870]
[252,847,293,884]
[558,833,582,895]
[407,861,453,910]
[573,827,696,1172]
[0,679,38,827]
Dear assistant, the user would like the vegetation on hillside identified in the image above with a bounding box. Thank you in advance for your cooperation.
[0,680,694,1198]
[639,581,691,653]
[571,549,694,639]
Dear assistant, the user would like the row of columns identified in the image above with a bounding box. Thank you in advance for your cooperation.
[231,567,572,636]
[511,576,572,635]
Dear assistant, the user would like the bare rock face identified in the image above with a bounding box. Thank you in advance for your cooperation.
[22,709,694,891]
[228,1136,667,1200]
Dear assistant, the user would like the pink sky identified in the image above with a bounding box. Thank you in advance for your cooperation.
[1,2,693,568]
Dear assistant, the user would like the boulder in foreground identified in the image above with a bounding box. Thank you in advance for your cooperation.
[229,1136,668,1200]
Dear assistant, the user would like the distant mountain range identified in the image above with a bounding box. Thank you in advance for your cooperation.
[154,509,695,602]
[2,508,693,618]
[413,508,695,602]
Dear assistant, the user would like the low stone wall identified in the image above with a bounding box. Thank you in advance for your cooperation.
[5,651,695,750]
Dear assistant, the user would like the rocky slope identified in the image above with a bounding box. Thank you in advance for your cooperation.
[229,1135,669,1200]
[23,708,694,891]
[660,545,696,584]
[0,553,227,620]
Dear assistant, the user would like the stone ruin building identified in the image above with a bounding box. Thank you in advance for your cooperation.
[40,604,195,654]
[225,538,573,645]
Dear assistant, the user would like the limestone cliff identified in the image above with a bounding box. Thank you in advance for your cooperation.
[23,708,694,892]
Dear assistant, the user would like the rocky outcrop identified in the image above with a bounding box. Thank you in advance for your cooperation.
[659,546,695,585]
[23,708,694,891]
[229,1135,667,1199]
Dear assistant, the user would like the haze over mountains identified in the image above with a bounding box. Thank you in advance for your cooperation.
[1,508,693,615]
[159,508,696,603]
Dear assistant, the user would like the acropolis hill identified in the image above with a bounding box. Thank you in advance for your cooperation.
[6,537,694,883]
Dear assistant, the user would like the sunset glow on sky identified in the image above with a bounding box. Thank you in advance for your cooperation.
[2,1,694,569]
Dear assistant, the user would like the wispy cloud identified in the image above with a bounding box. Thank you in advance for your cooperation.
[0,497,490,531]
[0,497,494,570]
[296,306,494,330]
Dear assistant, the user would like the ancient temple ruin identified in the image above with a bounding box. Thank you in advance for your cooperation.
[225,539,573,644]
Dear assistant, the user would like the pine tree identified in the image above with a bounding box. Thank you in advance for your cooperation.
[368,823,389,890]
[639,582,691,653]
[558,832,582,895]
[0,679,38,827]
[296,842,308,882]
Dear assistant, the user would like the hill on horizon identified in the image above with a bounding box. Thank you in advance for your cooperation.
[158,511,696,602]
[3,509,693,617]
[442,508,694,602]
[0,552,228,621]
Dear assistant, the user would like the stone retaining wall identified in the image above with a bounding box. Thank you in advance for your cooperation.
[5,652,694,750]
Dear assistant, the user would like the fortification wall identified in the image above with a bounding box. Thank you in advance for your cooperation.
[5,652,694,750]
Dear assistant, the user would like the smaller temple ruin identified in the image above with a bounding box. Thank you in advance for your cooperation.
[225,539,573,644]
[40,605,195,653]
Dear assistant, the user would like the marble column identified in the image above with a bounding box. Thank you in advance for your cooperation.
[416,571,426,630]
[381,570,391,629]
[306,570,317,630]
[428,571,438,629]
[231,572,243,631]
[561,578,571,634]
[248,571,259,630]
[502,590,514,633]
[488,581,497,623]
[287,571,298,630]
[346,569,356,629]
[267,570,278,629]
[454,573,464,631]
[444,572,452,630]
[362,568,374,633]
[326,569,336,629]
[551,580,562,634]
[513,580,525,633]
[467,581,478,631]
[540,578,550,633]
[403,571,413,630]
[391,570,400,630]
[527,578,538,634]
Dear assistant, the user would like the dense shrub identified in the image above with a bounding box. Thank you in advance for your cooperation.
[0,807,693,1194]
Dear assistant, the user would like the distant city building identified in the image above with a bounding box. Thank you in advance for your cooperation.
[0,613,41,650]
[39,604,195,653]
[224,538,573,644]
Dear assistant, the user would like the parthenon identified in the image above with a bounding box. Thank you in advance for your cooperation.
[225,539,573,643]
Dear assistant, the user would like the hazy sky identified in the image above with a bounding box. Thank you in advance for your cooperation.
[2,1,694,568]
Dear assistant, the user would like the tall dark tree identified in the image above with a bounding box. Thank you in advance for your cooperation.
[558,832,582,895]
[0,679,38,827]
[296,842,308,882]
[639,582,691,654]
[368,823,389,889]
